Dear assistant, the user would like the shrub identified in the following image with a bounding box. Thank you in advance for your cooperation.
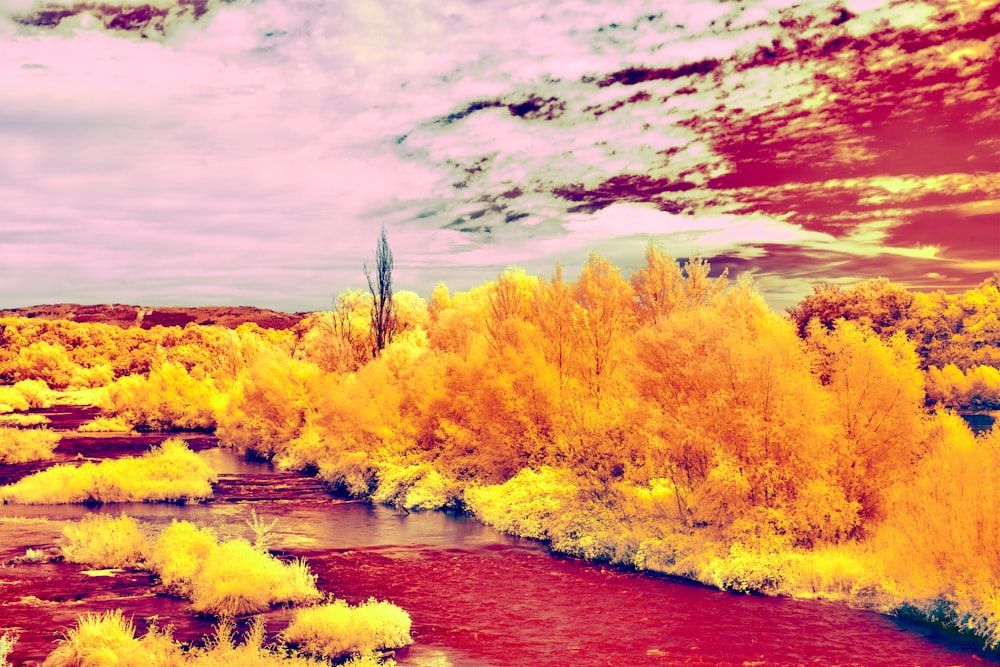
[188,617,337,667]
[0,427,60,463]
[464,466,580,540]
[317,451,377,498]
[697,541,794,594]
[148,520,219,597]
[0,439,216,504]
[281,598,413,660]
[0,413,50,428]
[41,610,182,667]
[0,387,29,414]
[13,379,53,408]
[78,416,133,433]
[148,520,322,617]
[189,541,320,616]
[42,613,384,667]
[0,631,16,667]
[103,361,218,430]
[371,462,459,511]
[58,513,149,569]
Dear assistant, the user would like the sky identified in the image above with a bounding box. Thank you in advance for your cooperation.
[1,0,998,314]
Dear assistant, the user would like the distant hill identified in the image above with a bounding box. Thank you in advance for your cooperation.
[0,303,305,330]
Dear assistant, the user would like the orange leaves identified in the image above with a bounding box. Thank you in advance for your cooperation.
[805,321,925,528]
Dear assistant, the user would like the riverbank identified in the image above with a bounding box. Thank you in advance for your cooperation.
[2,405,997,665]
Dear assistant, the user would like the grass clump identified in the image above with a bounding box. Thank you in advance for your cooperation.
[0,438,215,504]
[1,631,16,667]
[148,520,322,616]
[0,427,60,464]
[78,416,133,433]
[281,598,412,661]
[42,610,182,667]
[59,513,150,569]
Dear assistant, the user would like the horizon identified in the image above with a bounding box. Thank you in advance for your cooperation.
[2,0,998,314]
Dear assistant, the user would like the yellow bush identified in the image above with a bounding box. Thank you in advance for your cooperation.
[188,617,340,667]
[148,520,321,617]
[0,631,15,667]
[371,462,459,511]
[42,610,183,667]
[0,439,215,504]
[59,513,150,569]
[464,467,580,540]
[78,416,133,433]
[148,520,219,597]
[281,598,412,660]
[0,427,60,463]
[0,386,29,414]
[13,379,53,408]
[42,612,381,667]
[103,361,219,430]
[0,413,50,428]
[190,540,320,616]
[317,451,378,498]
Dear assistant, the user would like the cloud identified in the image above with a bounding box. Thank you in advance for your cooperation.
[1,0,997,311]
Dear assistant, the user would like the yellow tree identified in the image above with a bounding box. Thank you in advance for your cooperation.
[633,284,853,545]
[631,242,685,326]
[533,264,584,397]
[806,320,926,531]
[574,253,637,399]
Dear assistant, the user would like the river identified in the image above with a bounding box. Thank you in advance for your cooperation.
[0,407,996,666]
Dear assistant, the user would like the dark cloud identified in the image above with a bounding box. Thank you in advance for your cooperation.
[435,93,567,127]
[11,0,215,38]
[553,174,698,213]
[590,58,720,87]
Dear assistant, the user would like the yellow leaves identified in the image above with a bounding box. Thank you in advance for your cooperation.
[0,438,216,504]
[874,413,1000,633]
[148,519,322,616]
[59,514,149,569]
[281,599,413,660]
[0,427,60,464]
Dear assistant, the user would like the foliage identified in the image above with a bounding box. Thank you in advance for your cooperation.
[42,610,183,667]
[148,519,321,616]
[0,631,15,667]
[79,415,134,432]
[789,275,1000,409]
[0,439,215,504]
[42,611,347,667]
[13,379,54,408]
[465,467,582,541]
[281,598,412,660]
[103,360,220,430]
[0,387,29,414]
[59,513,150,569]
[5,250,1000,647]
[370,462,460,511]
[0,412,50,428]
[216,349,324,458]
[0,427,60,463]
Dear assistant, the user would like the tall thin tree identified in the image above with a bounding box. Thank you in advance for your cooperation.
[365,226,397,357]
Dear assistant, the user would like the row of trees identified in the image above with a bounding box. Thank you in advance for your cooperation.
[2,235,999,644]
[788,275,1000,409]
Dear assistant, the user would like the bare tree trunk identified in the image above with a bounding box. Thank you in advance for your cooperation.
[365,226,397,357]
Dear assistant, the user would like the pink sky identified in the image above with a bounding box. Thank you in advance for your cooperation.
[1,0,997,313]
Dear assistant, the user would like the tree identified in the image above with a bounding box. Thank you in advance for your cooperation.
[365,226,397,358]
[574,253,636,398]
